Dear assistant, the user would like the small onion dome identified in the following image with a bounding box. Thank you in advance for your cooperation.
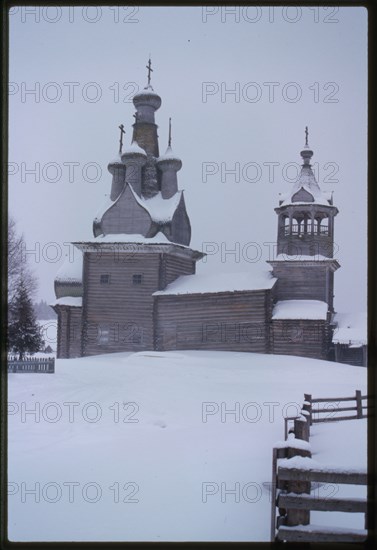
[300,144,314,163]
[107,153,126,174]
[121,141,147,164]
[133,85,162,111]
[157,146,182,171]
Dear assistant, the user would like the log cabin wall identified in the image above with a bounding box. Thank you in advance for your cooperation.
[271,319,328,360]
[154,289,274,353]
[271,264,334,310]
[81,251,160,356]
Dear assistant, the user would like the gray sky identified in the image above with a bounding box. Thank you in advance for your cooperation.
[9,6,367,314]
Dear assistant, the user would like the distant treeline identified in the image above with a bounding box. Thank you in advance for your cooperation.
[33,300,57,320]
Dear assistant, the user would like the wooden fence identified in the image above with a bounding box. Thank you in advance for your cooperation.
[284,390,371,439]
[7,357,55,374]
[271,390,370,543]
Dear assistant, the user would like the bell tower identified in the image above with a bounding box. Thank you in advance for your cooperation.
[275,127,338,258]
[269,129,340,313]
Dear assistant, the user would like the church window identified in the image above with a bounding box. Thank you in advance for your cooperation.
[133,274,143,285]
[98,327,109,346]
[100,274,110,284]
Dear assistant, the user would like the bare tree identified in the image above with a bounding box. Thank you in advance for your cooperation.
[8,216,37,307]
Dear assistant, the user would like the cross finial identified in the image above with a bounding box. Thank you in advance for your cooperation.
[168,117,172,147]
[118,124,125,154]
[146,57,153,86]
[305,126,309,147]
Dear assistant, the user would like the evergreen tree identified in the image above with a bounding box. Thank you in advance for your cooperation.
[8,276,44,360]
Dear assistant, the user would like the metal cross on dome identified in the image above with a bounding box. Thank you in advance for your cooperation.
[168,117,172,147]
[146,57,153,86]
[305,126,309,147]
[118,124,125,154]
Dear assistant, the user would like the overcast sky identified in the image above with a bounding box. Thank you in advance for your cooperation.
[9,5,367,314]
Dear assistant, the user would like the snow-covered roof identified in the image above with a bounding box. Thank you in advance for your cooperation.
[55,252,83,284]
[51,296,82,308]
[272,254,339,262]
[157,146,182,164]
[133,84,161,99]
[78,232,172,245]
[154,270,277,296]
[121,141,147,157]
[108,152,124,166]
[279,146,332,207]
[272,300,328,320]
[332,312,367,345]
[129,186,182,224]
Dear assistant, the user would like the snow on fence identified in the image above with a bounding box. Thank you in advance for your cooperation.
[271,390,370,543]
[284,390,371,438]
[7,357,55,374]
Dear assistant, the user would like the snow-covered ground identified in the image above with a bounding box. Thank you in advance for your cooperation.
[8,351,367,541]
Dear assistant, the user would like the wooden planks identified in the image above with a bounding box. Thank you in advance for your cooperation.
[278,493,367,513]
[277,525,367,543]
[278,467,367,485]
[155,290,272,353]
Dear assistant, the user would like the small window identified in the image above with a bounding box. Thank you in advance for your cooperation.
[132,274,143,285]
[100,274,110,284]
[98,327,109,346]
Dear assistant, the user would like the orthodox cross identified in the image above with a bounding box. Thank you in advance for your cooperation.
[168,117,172,147]
[146,57,153,86]
[305,126,309,147]
[118,124,125,154]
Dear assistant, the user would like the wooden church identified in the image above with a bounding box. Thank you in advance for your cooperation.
[52,61,365,365]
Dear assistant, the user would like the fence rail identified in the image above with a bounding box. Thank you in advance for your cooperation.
[7,357,55,374]
[272,389,369,543]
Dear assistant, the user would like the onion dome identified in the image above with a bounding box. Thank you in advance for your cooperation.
[121,141,147,163]
[133,84,162,111]
[157,145,182,171]
[107,153,125,175]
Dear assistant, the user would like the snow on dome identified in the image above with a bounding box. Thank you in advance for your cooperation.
[272,300,328,320]
[133,85,162,109]
[122,141,147,157]
[157,146,182,164]
[133,84,161,99]
[93,196,117,224]
[108,153,123,165]
[332,311,367,345]
[153,269,276,296]
[51,296,82,308]
[55,252,83,283]
[129,186,182,224]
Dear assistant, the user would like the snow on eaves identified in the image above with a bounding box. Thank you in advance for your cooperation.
[55,252,83,283]
[272,300,328,320]
[154,270,277,296]
[333,311,367,345]
[272,254,339,262]
[51,296,82,308]
[74,232,190,248]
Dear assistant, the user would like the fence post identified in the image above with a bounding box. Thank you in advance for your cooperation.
[294,415,309,442]
[356,390,363,418]
[270,447,278,542]
[303,393,312,426]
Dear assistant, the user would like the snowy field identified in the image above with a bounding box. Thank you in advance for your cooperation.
[8,351,367,542]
